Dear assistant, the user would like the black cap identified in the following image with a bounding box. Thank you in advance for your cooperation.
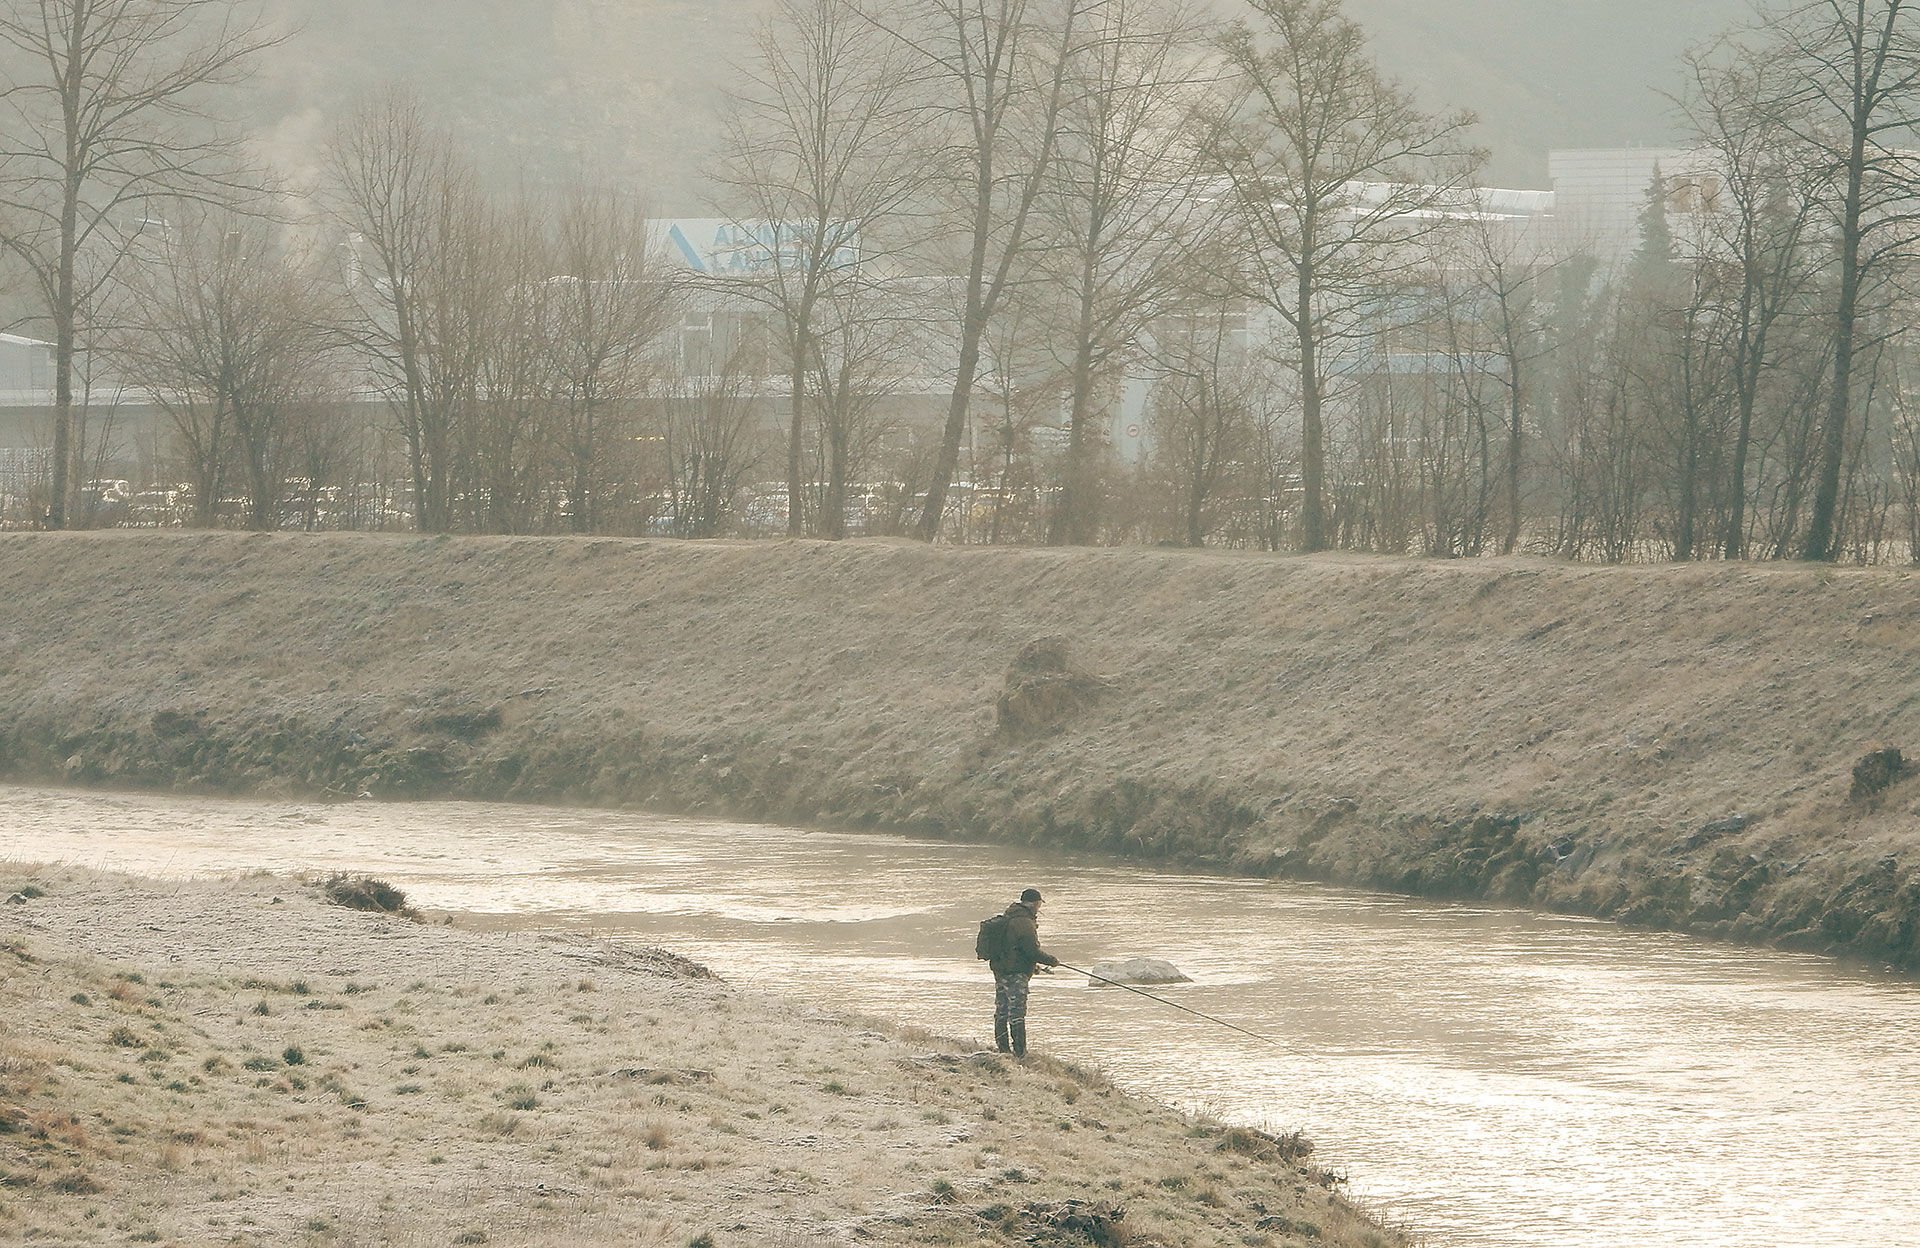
[1020,887,1043,903]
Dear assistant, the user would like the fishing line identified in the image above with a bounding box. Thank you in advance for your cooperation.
[1052,961,1288,1051]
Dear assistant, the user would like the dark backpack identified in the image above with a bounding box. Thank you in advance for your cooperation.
[975,913,1011,961]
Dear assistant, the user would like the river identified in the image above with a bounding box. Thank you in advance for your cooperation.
[6,784,1918,1247]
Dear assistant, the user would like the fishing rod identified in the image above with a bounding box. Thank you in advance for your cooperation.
[1052,961,1288,1051]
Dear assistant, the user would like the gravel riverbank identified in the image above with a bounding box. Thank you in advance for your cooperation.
[0,866,1393,1246]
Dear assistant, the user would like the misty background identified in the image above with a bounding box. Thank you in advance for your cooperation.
[243,0,1748,201]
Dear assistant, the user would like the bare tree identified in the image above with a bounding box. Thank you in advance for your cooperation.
[1203,0,1478,552]
[0,0,279,528]
[802,278,927,536]
[659,350,765,538]
[327,90,488,533]
[1679,37,1823,559]
[1773,0,1920,560]
[1146,275,1261,546]
[108,207,332,529]
[461,197,554,534]
[1414,249,1503,557]
[1455,200,1569,555]
[1617,168,1730,563]
[716,0,926,536]
[282,389,364,531]
[1033,0,1211,545]
[546,185,674,533]
[971,298,1060,542]
[1555,273,1669,563]
[1889,373,1920,559]
[895,0,1089,540]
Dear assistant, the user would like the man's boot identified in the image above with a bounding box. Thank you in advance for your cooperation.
[1010,1022,1026,1059]
[994,1020,1011,1053]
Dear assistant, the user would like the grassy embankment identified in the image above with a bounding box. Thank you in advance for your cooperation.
[1,531,1918,970]
[1,867,1383,1246]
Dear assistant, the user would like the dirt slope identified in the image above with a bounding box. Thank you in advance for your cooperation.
[1,532,1917,969]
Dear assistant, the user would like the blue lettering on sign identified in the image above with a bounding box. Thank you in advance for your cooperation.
[704,221,859,275]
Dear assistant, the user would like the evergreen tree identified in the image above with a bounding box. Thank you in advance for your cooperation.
[1629,166,1677,287]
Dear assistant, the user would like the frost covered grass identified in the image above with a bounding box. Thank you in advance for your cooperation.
[2,531,1918,967]
[0,866,1400,1246]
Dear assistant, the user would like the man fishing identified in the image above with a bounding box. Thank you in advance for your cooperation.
[989,887,1059,1057]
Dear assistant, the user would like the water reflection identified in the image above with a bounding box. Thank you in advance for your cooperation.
[6,785,1919,1248]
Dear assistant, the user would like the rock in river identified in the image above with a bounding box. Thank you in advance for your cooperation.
[1086,957,1191,987]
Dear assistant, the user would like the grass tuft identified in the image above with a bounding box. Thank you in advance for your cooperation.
[48,1169,103,1195]
[319,873,419,920]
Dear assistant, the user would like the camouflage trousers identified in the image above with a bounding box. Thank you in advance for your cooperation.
[993,971,1032,1032]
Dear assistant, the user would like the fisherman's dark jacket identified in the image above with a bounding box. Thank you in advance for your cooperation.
[991,900,1058,977]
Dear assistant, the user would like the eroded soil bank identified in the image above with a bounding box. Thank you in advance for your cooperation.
[2,531,1917,969]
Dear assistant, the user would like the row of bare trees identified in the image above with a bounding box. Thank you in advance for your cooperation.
[81,104,692,537]
[1521,0,1920,564]
[706,0,1920,561]
[13,0,1920,560]
[325,94,683,534]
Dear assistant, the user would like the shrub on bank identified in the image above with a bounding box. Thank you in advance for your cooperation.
[319,873,418,920]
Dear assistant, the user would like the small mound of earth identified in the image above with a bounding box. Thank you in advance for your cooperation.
[995,636,1108,736]
[1086,957,1191,987]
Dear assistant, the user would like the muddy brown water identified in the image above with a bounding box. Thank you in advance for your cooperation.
[8,785,1919,1248]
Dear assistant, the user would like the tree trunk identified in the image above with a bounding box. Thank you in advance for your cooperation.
[1674,326,1701,562]
[247,428,275,531]
[1296,290,1327,552]
[1723,316,1765,560]
[50,312,74,531]
[1804,36,1872,562]
[917,317,986,541]
[1501,313,1525,555]
[404,412,429,531]
[1052,244,1102,546]
[824,414,849,541]
[1804,270,1859,560]
[1722,269,1763,559]
[787,330,808,536]
[1675,425,1699,561]
[49,194,82,529]
[570,450,592,534]
[194,410,222,527]
[1053,338,1099,546]
[1185,443,1207,547]
[422,412,450,533]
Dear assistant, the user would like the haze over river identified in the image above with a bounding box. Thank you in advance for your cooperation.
[8,785,1919,1247]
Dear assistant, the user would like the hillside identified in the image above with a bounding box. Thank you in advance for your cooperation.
[1,532,1917,972]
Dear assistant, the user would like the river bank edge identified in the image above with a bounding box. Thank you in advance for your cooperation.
[2,531,1917,972]
[0,864,1401,1247]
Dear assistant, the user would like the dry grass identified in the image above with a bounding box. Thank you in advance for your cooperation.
[0,866,1401,1247]
[0,531,1915,966]
[320,873,419,919]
